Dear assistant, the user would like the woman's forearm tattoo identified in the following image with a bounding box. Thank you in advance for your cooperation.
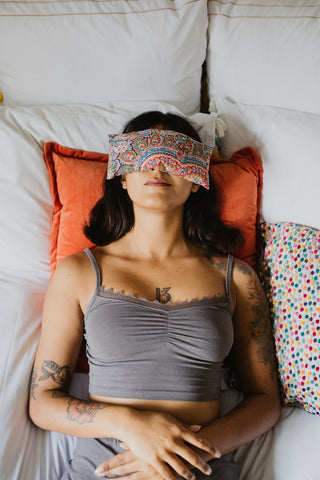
[65,398,108,424]
[51,390,108,423]
[246,274,278,381]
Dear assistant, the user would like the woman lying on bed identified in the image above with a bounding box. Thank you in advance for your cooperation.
[29,111,280,480]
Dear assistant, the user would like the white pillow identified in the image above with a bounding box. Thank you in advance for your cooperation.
[0,102,216,275]
[0,0,207,114]
[207,1,320,114]
[214,97,320,230]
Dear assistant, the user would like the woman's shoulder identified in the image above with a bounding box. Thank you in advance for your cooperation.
[232,257,256,276]
[55,250,90,272]
[205,251,254,273]
[231,257,263,300]
[50,250,95,291]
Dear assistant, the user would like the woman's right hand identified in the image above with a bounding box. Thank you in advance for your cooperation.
[95,449,185,480]
[113,409,220,480]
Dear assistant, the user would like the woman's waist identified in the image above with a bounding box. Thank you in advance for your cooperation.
[90,394,220,426]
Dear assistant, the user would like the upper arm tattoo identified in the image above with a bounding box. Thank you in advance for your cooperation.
[39,360,72,389]
[249,278,277,381]
[239,269,278,382]
[30,367,39,400]
[30,359,71,401]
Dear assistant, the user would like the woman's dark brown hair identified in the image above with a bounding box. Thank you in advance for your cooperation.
[84,111,243,256]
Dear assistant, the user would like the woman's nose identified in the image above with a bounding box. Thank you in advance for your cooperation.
[150,164,165,172]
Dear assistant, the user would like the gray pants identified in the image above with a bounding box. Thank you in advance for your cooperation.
[61,437,239,479]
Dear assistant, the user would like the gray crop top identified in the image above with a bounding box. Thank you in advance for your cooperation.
[83,248,234,402]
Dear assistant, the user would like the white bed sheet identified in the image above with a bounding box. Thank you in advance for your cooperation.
[221,389,320,480]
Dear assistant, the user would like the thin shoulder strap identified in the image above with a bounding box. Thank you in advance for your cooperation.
[84,248,101,294]
[225,254,234,311]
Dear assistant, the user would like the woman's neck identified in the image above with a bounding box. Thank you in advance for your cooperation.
[120,207,193,261]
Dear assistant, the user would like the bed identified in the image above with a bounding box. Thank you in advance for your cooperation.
[1,1,320,479]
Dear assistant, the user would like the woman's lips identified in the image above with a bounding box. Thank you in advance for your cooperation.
[144,179,171,186]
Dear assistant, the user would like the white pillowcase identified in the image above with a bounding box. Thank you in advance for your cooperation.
[0,102,217,275]
[207,1,320,114]
[0,0,207,114]
[214,97,320,230]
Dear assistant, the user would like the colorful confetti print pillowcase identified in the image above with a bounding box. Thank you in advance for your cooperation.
[260,222,320,414]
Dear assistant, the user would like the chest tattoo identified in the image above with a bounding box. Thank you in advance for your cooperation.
[156,286,172,304]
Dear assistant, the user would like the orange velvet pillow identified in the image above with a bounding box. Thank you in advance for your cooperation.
[44,143,109,275]
[44,142,263,373]
[44,142,263,275]
[211,147,263,268]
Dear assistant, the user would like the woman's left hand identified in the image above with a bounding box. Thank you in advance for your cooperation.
[95,449,178,480]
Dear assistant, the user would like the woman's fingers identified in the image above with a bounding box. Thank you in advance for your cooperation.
[96,459,140,477]
[181,429,220,458]
[96,454,177,480]
[95,450,136,477]
[163,454,196,480]
[150,459,180,480]
[173,445,213,476]
[111,471,165,480]
[189,425,202,433]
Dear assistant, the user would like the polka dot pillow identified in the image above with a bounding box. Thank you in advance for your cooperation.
[260,222,320,415]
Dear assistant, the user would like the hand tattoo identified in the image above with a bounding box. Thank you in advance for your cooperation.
[156,287,172,304]
[39,360,71,388]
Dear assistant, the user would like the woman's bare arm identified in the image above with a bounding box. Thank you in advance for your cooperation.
[29,255,134,439]
[195,258,281,457]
